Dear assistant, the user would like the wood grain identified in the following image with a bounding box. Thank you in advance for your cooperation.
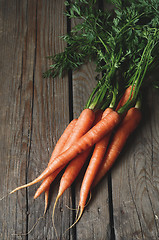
[0,1,32,239]
[23,0,73,239]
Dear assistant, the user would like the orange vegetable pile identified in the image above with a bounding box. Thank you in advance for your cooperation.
[10,86,142,228]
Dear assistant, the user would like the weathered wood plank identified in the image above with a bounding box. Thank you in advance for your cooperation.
[0,0,34,239]
[111,88,159,240]
[22,0,72,239]
[0,0,73,239]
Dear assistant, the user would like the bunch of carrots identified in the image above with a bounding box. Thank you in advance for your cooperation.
[9,84,142,227]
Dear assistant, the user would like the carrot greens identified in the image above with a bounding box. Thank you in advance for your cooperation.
[43,0,159,113]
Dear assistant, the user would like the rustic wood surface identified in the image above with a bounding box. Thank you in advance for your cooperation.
[0,0,159,240]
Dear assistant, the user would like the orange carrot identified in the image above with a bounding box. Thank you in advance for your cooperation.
[52,110,103,232]
[35,168,62,200]
[116,85,133,111]
[51,148,92,236]
[58,149,91,199]
[77,108,113,216]
[34,108,95,199]
[55,110,104,201]
[10,109,120,194]
[43,119,77,210]
[93,106,142,187]
[34,120,77,200]
[48,119,78,166]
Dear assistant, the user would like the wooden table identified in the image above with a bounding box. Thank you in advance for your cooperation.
[0,1,159,239]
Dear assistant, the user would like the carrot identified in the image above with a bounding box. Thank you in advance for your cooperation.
[33,108,95,199]
[48,119,78,166]
[67,108,112,223]
[52,148,91,221]
[43,118,78,211]
[58,150,91,197]
[34,119,78,201]
[51,149,92,238]
[52,109,103,235]
[93,106,142,187]
[54,110,104,202]
[77,108,113,217]
[35,168,62,200]
[10,109,120,194]
[115,85,133,112]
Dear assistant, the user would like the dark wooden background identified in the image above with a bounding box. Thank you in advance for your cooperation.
[0,0,159,239]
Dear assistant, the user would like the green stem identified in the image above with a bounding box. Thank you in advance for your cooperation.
[117,38,155,115]
[98,36,110,55]
[109,91,117,109]
[85,74,106,109]
[118,13,144,37]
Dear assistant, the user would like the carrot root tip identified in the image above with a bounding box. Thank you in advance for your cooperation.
[9,179,38,195]
[44,192,49,215]
[64,206,84,235]
[52,194,61,239]
[75,205,80,220]
[85,190,92,208]
[34,192,39,199]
